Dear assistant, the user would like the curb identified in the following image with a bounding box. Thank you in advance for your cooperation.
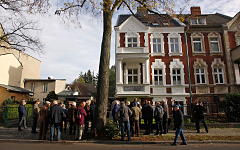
[1,139,240,144]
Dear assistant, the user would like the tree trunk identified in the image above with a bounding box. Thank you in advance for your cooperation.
[96,5,113,134]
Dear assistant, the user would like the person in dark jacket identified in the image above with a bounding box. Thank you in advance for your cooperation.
[171,105,187,146]
[90,100,97,137]
[162,101,169,134]
[38,101,50,140]
[154,101,164,135]
[75,101,87,140]
[49,100,66,141]
[18,100,27,131]
[193,102,208,133]
[31,100,40,134]
[68,102,77,135]
[118,101,132,141]
[142,100,153,135]
[112,100,120,123]
[84,100,91,136]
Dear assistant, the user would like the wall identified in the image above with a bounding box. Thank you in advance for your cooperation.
[0,86,30,105]
[54,80,66,94]
[0,54,23,87]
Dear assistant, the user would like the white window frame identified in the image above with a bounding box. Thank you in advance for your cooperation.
[172,68,182,85]
[43,83,48,93]
[151,59,166,86]
[150,33,164,55]
[208,33,222,53]
[153,69,163,85]
[170,59,184,85]
[213,67,224,84]
[168,33,182,56]
[191,33,205,53]
[127,68,138,84]
[211,58,225,85]
[195,68,206,84]
[192,37,203,52]
[125,32,139,47]
[190,18,206,25]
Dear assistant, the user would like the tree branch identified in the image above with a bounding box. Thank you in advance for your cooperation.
[55,0,87,15]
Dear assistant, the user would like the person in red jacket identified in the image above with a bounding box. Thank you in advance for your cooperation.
[75,101,87,140]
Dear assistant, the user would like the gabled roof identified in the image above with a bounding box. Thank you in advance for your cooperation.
[115,14,184,27]
[182,13,232,27]
[58,83,96,97]
[0,84,33,94]
[116,12,233,28]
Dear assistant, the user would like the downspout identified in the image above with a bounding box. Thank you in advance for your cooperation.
[184,26,193,116]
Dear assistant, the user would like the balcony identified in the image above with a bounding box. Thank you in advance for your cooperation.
[116,47,148,54]
[116,84,150,96]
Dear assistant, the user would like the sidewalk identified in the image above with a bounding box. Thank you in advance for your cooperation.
[0,127,240,144]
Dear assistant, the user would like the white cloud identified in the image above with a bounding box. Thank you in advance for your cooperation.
[26,0,239,83]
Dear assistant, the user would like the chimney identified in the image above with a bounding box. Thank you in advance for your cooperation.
[190,7,201,15]
[136,7,148,17]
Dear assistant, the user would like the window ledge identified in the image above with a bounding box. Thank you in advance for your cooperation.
[169,53,182,56]
[151,53,165,56]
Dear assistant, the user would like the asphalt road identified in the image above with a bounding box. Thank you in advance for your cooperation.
[1,143,240,150]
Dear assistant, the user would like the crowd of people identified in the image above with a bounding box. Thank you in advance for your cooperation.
[18,99,96,141]
[17,98,208,145]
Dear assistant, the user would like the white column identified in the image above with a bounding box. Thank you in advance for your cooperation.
[144,32,148,48]
[138,64,141,84]
[124,66,128,84]
[234,64,240,84]
[116,59,123,84]
[142,63,146,84]
[146,59,150,84]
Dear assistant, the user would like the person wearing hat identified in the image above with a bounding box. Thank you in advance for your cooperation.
[38,101,50,140]
[31,99,40,134]
[171,105,187,146]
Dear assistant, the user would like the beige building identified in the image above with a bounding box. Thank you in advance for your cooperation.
[0,24,41,88]
[24,79,66,102]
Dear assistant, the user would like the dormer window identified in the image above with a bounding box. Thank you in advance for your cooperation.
[190,18,206,25]
[127,37,137,47]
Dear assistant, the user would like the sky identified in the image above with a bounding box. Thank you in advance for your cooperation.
[26,0,240,83]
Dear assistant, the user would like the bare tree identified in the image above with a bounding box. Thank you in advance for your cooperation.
[1,0,189,134]
[0,0,43,53]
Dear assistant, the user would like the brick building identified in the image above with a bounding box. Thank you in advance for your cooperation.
[115,7,240,114]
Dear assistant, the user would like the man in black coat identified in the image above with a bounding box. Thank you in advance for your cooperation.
[142,100,153,135]
[193,102,208,133]
[49,100,66,141]
[18,100,27,131]
[172,105,187,146]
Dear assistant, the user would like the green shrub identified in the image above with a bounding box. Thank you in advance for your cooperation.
[223,93,240,122]
[102,120,120,139]
[3,104,33,120]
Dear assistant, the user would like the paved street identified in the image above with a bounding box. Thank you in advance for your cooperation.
[1,142,240,150]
